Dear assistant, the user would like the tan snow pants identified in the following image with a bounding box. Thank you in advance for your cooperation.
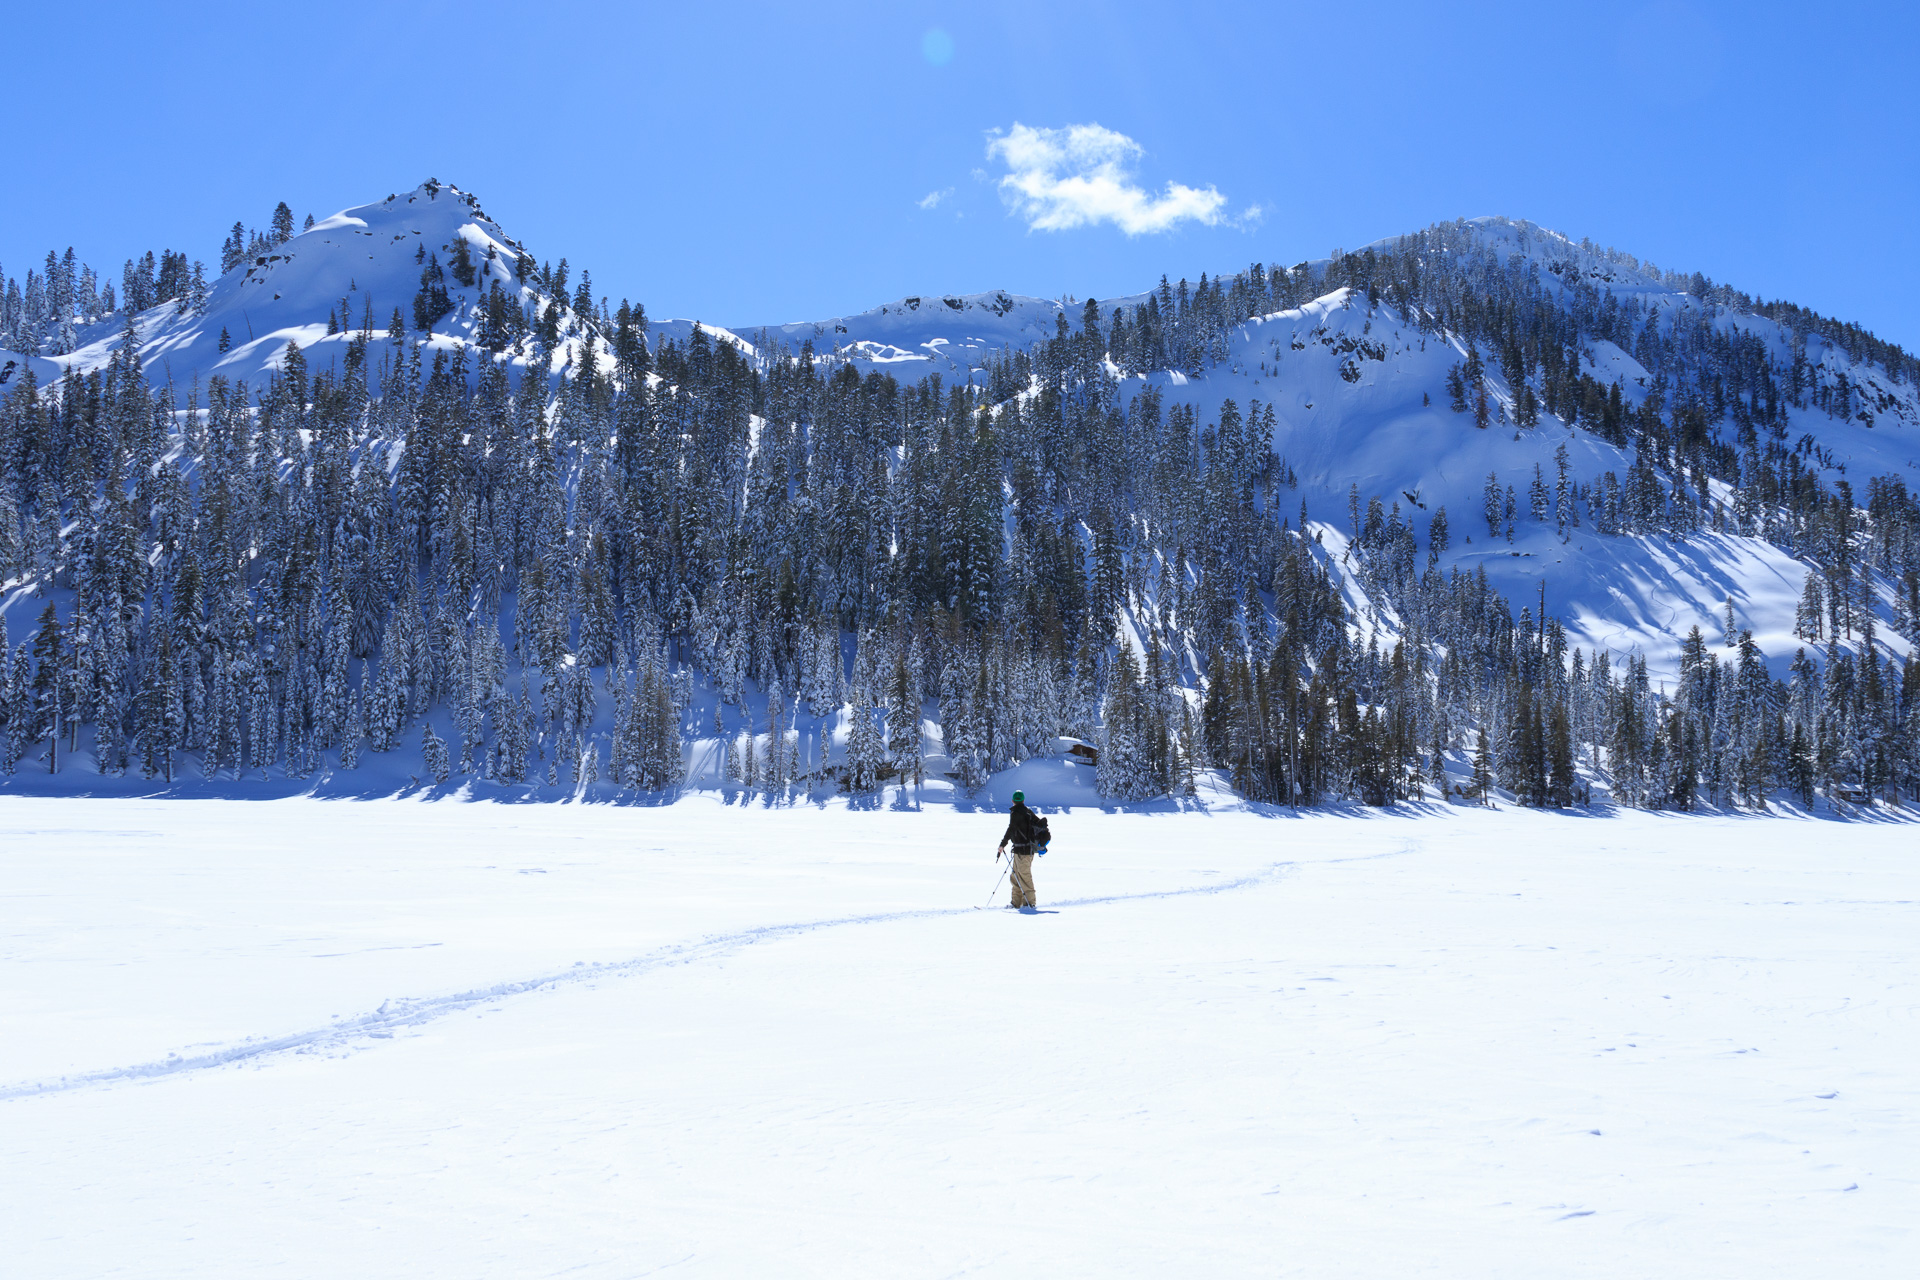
[1009,851,1036,908]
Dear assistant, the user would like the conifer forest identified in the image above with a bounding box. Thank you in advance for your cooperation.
[2,195,1917,811]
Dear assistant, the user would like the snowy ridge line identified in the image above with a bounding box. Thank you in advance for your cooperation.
[0,856,1324,1102]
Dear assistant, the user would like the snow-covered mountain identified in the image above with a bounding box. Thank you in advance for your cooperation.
[671,215,1920,684]
[1124,285,1913,681]
[2,180,599,395]
[665,290,1075,383]
[3,186,1917,808]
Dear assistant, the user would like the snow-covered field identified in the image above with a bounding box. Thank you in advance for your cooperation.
[3,798,1914,1277]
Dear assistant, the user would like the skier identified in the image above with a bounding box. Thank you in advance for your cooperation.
[996,789,1044,910]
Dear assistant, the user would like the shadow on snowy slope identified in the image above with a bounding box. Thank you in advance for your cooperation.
[2,750,1913,823]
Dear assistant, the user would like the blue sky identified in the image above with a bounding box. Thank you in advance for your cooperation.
[8,1,1917,345]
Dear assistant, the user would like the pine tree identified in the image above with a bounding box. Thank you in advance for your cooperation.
[1516,383,1539,429]
[845,684,886,793]
[30,604,64,774]
[1427,506,1449,561]
[221,222,247,274]
[886,652,922,791]
[1794,571,1824,641]
[1466,346,1489,429]
[763,680,788,794]
[946,698,982,796]
[1547,702,1576,807]
[449,236,477,288]
[1553,443,1576,539]
[1098,645,1163,801]
[1470,727,1494,805]
[422,722,451,784]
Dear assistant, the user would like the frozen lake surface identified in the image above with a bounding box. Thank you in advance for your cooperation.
[2,797,1914,1277]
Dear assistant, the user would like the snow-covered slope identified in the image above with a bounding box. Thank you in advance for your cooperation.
[689,217,1920,681]
[1124,287,1899,680]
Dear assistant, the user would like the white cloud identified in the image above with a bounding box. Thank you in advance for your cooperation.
[918,188,954,211]
[984,123,1229,235]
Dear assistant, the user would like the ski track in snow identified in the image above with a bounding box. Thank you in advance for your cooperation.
[3,849,1414,1101]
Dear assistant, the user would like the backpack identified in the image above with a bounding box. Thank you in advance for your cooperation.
[1032,814,1051,852]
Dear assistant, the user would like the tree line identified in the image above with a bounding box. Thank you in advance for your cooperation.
[1,216,1916,808]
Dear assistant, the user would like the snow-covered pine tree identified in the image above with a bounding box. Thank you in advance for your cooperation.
[421,722,451,784]
[740,705,759,791]
[764,680,787,793]
[340,682,365,772]
[1789,571,1820,644]
[1554,443,1577,539]
[885,653,922,790]
[1470,727,1494,805]
[1097,644,1163,801]
[30,604,66,775]
[845,684,885,793]
[945,698,981,796]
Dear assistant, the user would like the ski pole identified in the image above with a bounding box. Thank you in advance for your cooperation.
[984,848,1011,907]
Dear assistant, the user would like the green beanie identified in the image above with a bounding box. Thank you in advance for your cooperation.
[1012,790,1025,803]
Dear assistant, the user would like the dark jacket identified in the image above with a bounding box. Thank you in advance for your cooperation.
[1001,802,1040,851]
